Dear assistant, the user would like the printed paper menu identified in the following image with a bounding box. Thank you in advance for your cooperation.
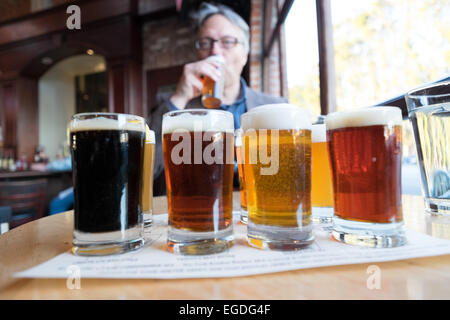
[15,214,450,279]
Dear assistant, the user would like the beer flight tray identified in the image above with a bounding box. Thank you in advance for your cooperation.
[16,213,450,279]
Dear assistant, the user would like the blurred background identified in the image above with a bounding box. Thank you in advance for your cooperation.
[0,0,448,228]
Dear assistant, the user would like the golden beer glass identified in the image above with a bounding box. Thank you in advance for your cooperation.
[311,120,334,223]
[326,107,405,248]
[142,125,155,227]
[241,104,314,250]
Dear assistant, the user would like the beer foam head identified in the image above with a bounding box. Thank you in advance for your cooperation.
[325,107,402,130]
[145,124,155,143]
[70,113,145,132]
[311,123,326,142]
[162,109,234,134]
[241,104,311,130]
[206,54,225,65]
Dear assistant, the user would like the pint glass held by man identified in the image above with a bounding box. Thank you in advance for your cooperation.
[70,113,146,256]
[142,125,155,228]
[201,55,225,109]
[241,104,314,250]
[311,121,334,223]
[326,107,405,248]
[406,81,450,215]
[162,109,235,254]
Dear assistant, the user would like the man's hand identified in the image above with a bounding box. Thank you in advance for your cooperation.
[169,58,221,109]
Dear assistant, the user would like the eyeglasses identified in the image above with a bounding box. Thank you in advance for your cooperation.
[195,36,242,50]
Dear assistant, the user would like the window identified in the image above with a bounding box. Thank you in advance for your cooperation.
[331,0,450,110]
[285,0,320,121]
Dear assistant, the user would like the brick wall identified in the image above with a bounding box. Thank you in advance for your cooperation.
[249,0,287,98]
[142,17,197,71]
[249,0,263,91]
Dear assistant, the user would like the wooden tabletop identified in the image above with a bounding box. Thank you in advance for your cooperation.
[0,192,449,300]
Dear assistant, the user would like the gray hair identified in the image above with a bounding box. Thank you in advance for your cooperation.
[192,2,250,54]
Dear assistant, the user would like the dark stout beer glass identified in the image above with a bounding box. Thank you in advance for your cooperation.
[70,113,146,256]
[326,107,405,248]
[162,109,235,254]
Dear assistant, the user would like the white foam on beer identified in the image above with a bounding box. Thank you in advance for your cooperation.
[145,124,155,143]
[325,107,402,130]
[162,109,234,134]
[311,123,327,142]
[70,115,145,132]
[241,103,311,130]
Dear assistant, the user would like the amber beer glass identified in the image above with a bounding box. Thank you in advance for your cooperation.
[326,107,405,247]
[70,113,146,256]
[201,55,225,109]
[235,128,248,223]
[142,125,155,227]
[162,109,234,254]
[311,120,334,223]
[241,104,314,250]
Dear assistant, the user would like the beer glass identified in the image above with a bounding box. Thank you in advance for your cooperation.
[162,109,235,254]
[405,81,450,215]
[70,113,146,256]
[201,55,225,109]
[142,125,156,227]
[311,117,334,223]
[326,107,405,248]
[235,128,248,224]
[241,104,314,250]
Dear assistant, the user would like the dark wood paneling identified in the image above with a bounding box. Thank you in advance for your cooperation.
[0,0,135,46]
[0,82,18,148]
[108,63,125,114]
[16,77,38,163]
[0,0,145,161]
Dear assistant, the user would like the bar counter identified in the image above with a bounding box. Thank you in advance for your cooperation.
[0,192,449,299]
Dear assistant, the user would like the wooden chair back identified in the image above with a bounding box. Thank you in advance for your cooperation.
[0,179,47,228]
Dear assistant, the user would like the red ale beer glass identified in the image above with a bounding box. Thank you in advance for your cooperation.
[326,107,405,248]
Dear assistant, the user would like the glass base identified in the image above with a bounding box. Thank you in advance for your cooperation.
[144,211,153,228]
[332,216,406,248]
[247,221,314,251]
[240,209,248,224]
[73,226,144,256]
[425,199,450,215]
[72,238,144,256]
[167,226,234,255]
[312,206,333,224]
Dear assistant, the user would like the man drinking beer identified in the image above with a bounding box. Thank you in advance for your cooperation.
[150,2,287,195]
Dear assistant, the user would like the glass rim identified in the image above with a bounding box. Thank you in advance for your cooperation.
[71,112,145,121]
[163,108,232,118]
[70,112,146,133]
[406,81,450,99]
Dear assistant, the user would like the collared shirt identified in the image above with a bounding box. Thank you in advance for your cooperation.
[168,77,248,129]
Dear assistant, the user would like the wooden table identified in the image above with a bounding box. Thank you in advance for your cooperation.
[0,192,449,300]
